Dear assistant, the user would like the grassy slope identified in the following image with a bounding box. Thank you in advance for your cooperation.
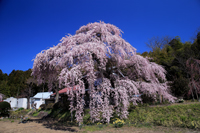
[22,101,200,133]
[127,102,200,129]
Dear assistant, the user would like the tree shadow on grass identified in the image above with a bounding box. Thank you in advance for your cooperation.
[22,116,78,132]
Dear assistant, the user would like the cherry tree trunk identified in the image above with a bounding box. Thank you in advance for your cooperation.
[55,89,59,103]
[159,95,162,104]
[192,81,199,101]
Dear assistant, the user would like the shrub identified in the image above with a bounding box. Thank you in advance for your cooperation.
[52,101,69,110]
[0,101,11,109]
[113,118,125,128]
[141,94,155,104]
[0,101,11,117]
[177,99,184,103]
[40,104,46,110]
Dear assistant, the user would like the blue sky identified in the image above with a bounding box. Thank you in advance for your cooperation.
[0,0,200,75]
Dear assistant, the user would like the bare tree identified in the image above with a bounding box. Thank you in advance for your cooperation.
[146,36,173,51]
[20,77,37,109]
[190,27,200,43]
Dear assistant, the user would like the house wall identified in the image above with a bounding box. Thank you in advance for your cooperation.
[17,98,27,109]
[4,97,17,108]
[4,97,34,109]
[34,99,45,109]
[45,99,54,105]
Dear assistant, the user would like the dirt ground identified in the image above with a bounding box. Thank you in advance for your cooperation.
[0,118,200,133]
[1,102,200,133]
[0,118,80,133]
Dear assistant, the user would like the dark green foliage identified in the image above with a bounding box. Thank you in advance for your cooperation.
[0,69,31,97]
[170,77,190,97]
[169,37,183,51]
[0,101,11,117]
[0,69,8,81]
[141,94,154,105]
[0,69,47,99]
[48,101,73,122]
[46,103,54,110]
[0,101,11,109]
[143,33,200,98]
[53,101,63,109]
[141,51,148,57]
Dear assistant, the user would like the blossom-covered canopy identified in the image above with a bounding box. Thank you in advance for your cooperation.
[32,21,176,123]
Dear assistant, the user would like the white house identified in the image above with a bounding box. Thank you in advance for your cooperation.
[17,98,27,109]
[4,97,28,109]
[32,92,53,109]
[4,92,52,109]
[4,97,17,108]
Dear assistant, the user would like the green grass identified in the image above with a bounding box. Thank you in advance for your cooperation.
[31,109,51,117]
[127,102,200,129]
[9,109,31,119]
[83,125,106,132]
[32,111,40,117]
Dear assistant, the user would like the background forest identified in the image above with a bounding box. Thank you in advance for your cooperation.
[0,69,48,99]
[0,31,200,101]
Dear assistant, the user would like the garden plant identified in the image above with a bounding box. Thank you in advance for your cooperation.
[0,101,11,117]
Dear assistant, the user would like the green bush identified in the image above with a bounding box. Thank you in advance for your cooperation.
[0,101,11,109]
[113,118,125,128]
[17,107,24,111]
[0,101,11,117]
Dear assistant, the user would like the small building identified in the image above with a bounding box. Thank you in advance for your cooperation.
[50,88,70,104]
[17,98,27,109]
[3,97,28,109]
[32,92,53,109]
[51,88,69,97]
[4,97,17,108]
[51,86,90,107]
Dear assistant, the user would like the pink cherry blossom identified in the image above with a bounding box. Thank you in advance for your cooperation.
[32,21,176,124]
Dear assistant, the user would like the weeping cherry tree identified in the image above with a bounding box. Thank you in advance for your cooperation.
[186,58,200,100]
[32,21,176,124]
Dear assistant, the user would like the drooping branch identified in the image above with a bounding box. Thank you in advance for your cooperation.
[32,21,176,124]
[186,58,200,100]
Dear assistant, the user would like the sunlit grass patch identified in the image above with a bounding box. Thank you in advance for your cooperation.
[32,111,40,117]
[128,102,200,129]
